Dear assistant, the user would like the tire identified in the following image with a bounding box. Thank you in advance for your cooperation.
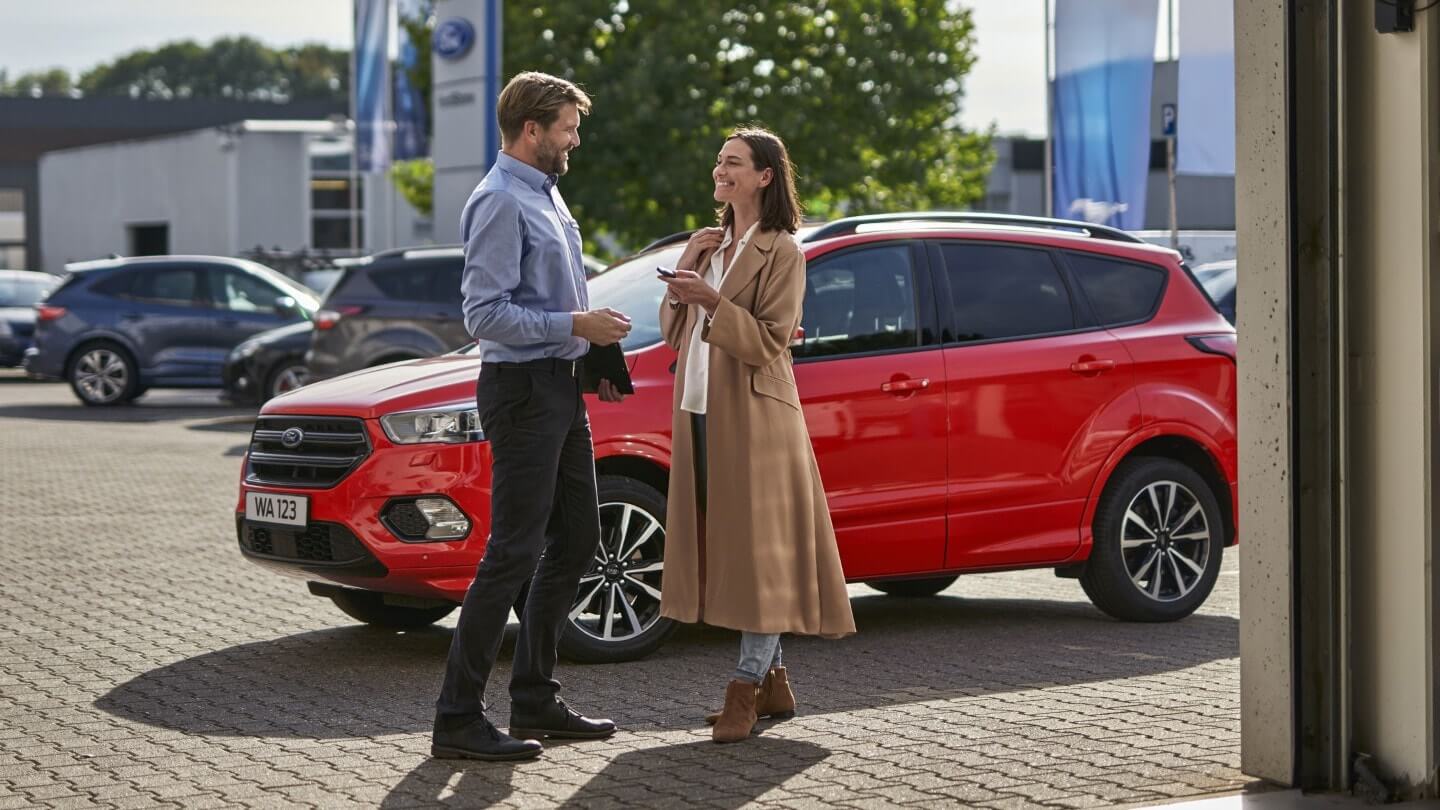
[558,474,677,663]
[1080,456,1225,622]
[68,341,141,406]
[329,590,456,630]
[865,575,959,598]
[264,358,310,401]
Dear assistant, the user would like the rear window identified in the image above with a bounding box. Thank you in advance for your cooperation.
[1065,252,1167,326]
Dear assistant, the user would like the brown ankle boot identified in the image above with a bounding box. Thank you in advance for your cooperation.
[711,680,759,743]
[706,667,796,725]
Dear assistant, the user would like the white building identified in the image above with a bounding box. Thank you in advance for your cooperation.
[37,120,430,275]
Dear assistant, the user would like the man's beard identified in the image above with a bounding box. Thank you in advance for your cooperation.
[537,142,569,176]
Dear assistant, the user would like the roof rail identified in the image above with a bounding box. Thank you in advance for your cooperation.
[800,211,1143,244]
[638,230,696,253]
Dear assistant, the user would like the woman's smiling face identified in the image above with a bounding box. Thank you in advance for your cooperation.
[713,137,772,205]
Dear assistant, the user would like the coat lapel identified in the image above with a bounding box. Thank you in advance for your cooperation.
[718,228,780,300]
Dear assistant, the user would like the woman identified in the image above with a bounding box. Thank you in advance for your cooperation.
[657,127,855,744]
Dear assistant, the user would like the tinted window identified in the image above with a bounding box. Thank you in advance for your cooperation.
[1196,262,1236,325]
[1066,252,1167,325]
[793,244,918,359]
[130,268,200,306]
[90,270,136,298]
[371,265,435,301]
[210,269,287,314]
[941,243,1073,342]
[587,245,685,351]
[426,261,464,304]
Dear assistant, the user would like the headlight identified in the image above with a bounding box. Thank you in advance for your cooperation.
[381,405,484,444]
[230,341,260,361]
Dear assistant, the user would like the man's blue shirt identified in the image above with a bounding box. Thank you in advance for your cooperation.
[460,152,589,362]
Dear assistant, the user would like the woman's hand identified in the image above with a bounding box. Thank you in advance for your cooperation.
[676,226,724,271]
[662,270,723,314]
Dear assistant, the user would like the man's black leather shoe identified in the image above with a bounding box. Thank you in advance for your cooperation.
[509,698,616,740]
[431,716,543,761]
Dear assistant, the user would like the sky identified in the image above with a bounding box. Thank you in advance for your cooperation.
[0,0,1180,139]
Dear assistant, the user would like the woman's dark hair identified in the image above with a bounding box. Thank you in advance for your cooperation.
[717,126,803,234]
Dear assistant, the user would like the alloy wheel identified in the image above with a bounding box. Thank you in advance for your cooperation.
[270,365,310,398]
[568,501,665,643]
[74,348,129,404]
[1120,480,1212,603]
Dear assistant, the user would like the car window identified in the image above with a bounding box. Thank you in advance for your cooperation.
[940,243,1074,342]
[792,244,919,359]
[1065,252,1167,326]
[427,262,464,304]
[210,269,287,314]
[129,268,202,307]
[371,265,436,301]
[0,277,54,307]
[1195,263,1237,325]
[587,245,685,351]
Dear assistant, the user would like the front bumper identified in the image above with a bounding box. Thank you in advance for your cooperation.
[234,419,493,601]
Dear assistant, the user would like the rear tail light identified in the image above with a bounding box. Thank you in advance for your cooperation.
[34,304,67,322]
[1187,334,1236,362]
[314,304,366,330]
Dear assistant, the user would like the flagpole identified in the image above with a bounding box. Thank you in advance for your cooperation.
[1043,0,1053,218]
[349,3,359,257]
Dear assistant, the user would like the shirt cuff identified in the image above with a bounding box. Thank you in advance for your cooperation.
[547,311,575,343]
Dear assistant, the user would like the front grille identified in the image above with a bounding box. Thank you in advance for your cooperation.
[245,415,369,488]
[236,518,374,565]
[383,501,431,539]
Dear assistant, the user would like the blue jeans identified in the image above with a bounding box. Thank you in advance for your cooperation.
[734,632,783,684]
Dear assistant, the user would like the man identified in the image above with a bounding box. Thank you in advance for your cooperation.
[432,71,631,762]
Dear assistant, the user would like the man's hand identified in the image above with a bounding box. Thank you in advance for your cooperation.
[572,307,631,345]
[597,379,627,403]
[662,270,723,314]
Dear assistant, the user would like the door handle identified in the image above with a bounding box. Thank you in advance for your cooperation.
[1069,359,1116,374]
[880,377,930,394]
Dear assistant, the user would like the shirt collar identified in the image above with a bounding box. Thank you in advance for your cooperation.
[495,152,557,194]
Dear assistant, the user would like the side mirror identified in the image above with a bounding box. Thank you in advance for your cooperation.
[275,296,300,317]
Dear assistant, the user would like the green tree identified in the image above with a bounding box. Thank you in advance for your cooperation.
[76,36,346,102]
[0,68,76,97]
[391,158,435,216]
[498,0,991,250]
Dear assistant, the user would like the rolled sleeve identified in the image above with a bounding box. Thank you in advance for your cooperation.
[461,191,568,343]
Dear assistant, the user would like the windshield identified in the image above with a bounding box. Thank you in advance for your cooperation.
[0,276,56,307]
[587,245,685,352]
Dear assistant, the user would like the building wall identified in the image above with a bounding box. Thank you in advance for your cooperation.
[235,131,308,254]
[39,129,235,273]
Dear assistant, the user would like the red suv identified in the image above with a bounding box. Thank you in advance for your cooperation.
[234,213,1237,663]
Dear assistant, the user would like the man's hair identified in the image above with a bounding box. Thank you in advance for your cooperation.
[718,126,803,234]
[496,71,592,146]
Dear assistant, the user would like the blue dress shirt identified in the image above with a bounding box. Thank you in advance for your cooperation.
[460,152,589,363]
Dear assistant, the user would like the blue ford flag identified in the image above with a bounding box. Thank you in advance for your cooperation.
[1053,0,1158,229]
[1177,0,1235,175]
[393,0,429,160]
[353,0,391,172]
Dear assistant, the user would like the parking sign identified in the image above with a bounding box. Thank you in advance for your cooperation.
[1162,103,1177,137]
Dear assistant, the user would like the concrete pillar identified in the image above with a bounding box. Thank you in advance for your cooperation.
[431,0,501,245]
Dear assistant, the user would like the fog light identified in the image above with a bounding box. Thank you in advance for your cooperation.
[414,497,470,540]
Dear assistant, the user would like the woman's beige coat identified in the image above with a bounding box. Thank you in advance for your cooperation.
[657,227,855,638]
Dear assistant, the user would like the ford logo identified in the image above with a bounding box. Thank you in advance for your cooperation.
[280,427,305,449]
[433,18,476,61]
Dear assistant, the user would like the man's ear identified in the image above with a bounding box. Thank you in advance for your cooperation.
[523,120,540,142]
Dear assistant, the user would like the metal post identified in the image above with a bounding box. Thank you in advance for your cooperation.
[1043,0,1053,218]
[1167,134,1178,250]
[348,6,359,257]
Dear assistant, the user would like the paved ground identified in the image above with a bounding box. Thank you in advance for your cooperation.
[0,371,1245,809]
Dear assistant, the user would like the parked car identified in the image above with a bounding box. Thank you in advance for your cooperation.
[235,213,1238,663]
[24,256,318,405]
[223,321,314,403]
[0,270,60,367]
[1193,259,1236,325]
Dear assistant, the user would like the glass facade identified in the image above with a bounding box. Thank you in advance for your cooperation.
[0,189,27,270]
[307,136,364,252]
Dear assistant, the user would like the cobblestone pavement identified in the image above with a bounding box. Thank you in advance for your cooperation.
[0,372,1245,809]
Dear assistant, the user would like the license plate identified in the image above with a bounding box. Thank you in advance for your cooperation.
[245,491,308,528]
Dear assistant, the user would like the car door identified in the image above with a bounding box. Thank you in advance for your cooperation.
[112,266,212,381]
[425,260,474,351]
[933,240,1137,569]
[204,267,297,380]
[792,241,948,578]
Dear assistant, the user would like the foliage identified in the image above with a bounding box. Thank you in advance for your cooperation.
[390,158,435,217]
[500,0,994,250]
[74,36,347,102]
[0,68,76,97]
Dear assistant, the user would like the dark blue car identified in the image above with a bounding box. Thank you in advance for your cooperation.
[0,270,60,367]
[24,256,318,406]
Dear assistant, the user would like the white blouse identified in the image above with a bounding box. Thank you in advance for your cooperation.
[680,222,759,414]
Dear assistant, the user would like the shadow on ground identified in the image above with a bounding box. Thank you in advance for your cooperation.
[379,738,831,808]
[96,593,1237,741]
[0,402,256,424]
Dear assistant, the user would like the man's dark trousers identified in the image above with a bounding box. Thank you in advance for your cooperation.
[436,358,600,722]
